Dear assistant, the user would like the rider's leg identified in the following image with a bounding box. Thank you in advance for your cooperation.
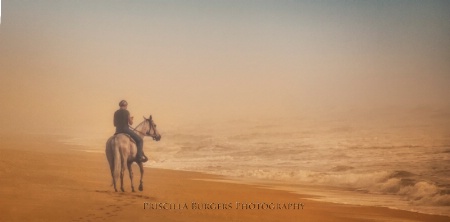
[123,129,144,160]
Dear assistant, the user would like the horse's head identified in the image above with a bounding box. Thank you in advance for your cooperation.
[143,115,161,141]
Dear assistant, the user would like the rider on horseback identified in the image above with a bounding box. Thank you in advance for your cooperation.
[113,100,146,162]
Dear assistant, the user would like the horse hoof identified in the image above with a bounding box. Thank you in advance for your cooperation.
[139,186,143,191]
[121,188,125,192]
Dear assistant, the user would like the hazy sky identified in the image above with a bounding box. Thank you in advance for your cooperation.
[0,0,449,134]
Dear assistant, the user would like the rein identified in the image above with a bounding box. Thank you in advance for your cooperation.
[130,121,146,135]
[130,119,155,137]
[131,127,146,136]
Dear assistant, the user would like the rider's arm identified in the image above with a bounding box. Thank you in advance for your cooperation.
[128,116,134,126]
[113,112,118,127]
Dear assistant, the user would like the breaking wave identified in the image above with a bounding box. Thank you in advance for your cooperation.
[139,120,450,216]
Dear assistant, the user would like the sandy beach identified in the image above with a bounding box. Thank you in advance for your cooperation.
[0,133,448,222]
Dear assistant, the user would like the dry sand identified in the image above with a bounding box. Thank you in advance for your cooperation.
[0,133,448,222]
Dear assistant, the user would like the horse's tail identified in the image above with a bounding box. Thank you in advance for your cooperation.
[113,137,121,182]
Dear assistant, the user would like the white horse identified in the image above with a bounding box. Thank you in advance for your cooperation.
[105,115,161,192]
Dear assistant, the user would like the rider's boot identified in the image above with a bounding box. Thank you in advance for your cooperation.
[136,152,147,163]
[140,152,148,163]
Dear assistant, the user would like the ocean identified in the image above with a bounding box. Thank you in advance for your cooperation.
[64,115,450,216]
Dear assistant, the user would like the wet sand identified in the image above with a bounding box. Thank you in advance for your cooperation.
[0,134,448,222]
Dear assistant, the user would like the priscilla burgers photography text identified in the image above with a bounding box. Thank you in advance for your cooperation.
[144,202,304,210]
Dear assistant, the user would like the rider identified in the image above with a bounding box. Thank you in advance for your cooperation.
[114,100,146,162]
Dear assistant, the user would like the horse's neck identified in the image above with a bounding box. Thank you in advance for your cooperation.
[137,131,145,139]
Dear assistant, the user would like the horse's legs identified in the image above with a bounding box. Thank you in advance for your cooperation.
[138,162,144,191]
[111,166,118,192]
[120,158,125,192]
[128,162,135,192]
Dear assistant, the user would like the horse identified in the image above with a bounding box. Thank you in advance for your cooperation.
[105,115,161,192]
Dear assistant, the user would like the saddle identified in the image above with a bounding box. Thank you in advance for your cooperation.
[114,133,137,144]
